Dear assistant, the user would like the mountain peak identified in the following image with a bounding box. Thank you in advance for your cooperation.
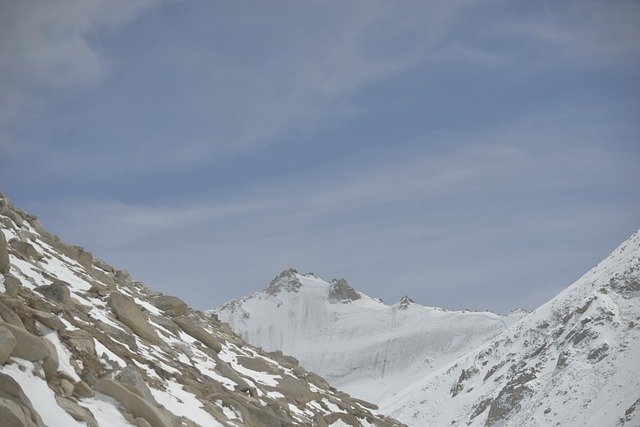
[328,278,361,302]
[396,295,415,309]
[264,267,302,295]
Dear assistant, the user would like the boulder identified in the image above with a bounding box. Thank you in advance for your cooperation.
[107,292,162,345]
[34,281,71,305]
[2,274,21,296]
[0,322,49,361]
[173,316,222,353]
[0,325,16,364]
[0,301,25,329]
[8,241,40,261]
[150,295,188,317]
[72,380,95,398]
[115,367,156,403]
[95,321,138,351]
[59,329,96,355]
[31,310,65,331]
[41,339,59,379]
[0,230,9,274]
[94,378,172,427]
[54,395,98,427]
[0,372,44,426]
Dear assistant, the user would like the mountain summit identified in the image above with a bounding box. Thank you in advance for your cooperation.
[213,270,523,404]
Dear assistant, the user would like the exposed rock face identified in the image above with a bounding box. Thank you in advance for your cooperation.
[329,278,361,302]
[0,195,400,427]
[265,267,302,295]
[107,292,162,346]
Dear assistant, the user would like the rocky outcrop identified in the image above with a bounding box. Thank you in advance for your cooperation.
[107,292,162,345]
[329,278,361,302]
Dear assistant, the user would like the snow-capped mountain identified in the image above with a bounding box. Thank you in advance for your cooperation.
[212,269,524,404]
[0,194,401,426]
[381,230,640,426]
[214,231,640,426]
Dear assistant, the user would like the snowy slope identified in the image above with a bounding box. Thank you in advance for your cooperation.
[0,194,401,427]
[381,230,640,426]
[213,269,523,403]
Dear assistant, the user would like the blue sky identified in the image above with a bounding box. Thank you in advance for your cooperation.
[1,0,639,313]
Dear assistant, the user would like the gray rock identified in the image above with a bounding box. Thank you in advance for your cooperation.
[94,378,172,427]
[116,367,156,403]
[54,395,98,427]
[150,295,188,317]
[329,278,361,302]
[72,380,95,398]
[31,310,65,331]
[0,301,25,329]
[2,274,21,296]
[34,281,71,305]
[0,230,9,274]
[41,338,59,380]
[8,241,40,261]
[59,329,96,355]
[173,316,222,353]
[0,322,49,361]
[0,325,16,364]
[0,372,44,426]
[107,292,162,345]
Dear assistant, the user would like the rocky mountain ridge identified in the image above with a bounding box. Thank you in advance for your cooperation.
[0,194,401,427]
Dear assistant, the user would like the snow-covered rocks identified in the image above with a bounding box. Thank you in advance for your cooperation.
[0,194,401,426]
[381,230,640,426]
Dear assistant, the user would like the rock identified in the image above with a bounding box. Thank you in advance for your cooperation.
[95,321,138,351]
[54,395,98,427]
[31,310,65,331]
[94,378,172,427]
[0,301,25,328]
[0,325,16,364]
[135,418,152,427]
[60,379,74,396]
[173,316,222,353]
[34,281,71,305]
[41,339,59,379]
[107,292,162,345]
[328,278,361,302]
[59,329,96,355]
[0,231,10,274]
[8,241,40,261]
[0,372,44,426]
[150,295,188,317]
[2,274,21,296]
[72,380,95,398]
[0,321,49,361]
[115,367,156,403]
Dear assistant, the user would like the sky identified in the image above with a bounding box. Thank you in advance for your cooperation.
[1,0,639,313]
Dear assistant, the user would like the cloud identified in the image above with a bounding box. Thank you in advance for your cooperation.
[0,0,158,145]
